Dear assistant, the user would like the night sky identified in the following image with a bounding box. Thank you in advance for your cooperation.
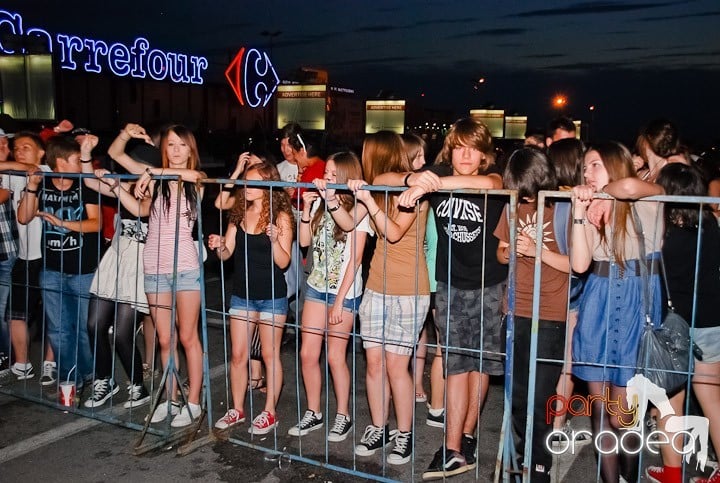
[4,0,720,146]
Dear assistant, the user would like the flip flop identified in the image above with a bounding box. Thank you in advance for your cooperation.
[249,377,266,392]
[415,392,427,403]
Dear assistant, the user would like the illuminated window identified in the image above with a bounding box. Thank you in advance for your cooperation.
[0,54,55,120]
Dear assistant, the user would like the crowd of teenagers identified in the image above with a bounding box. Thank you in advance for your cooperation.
[0,116,718,483]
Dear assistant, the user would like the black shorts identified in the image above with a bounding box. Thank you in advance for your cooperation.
[10,258,42,322]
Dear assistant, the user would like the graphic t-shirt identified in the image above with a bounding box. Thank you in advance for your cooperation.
[494,203,568,322]
[424,164,507,289]
[39,178,101,274]
[2,170,47,260]
[306,200,372,299]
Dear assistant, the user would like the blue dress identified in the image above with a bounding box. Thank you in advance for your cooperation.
[572,256,662,387]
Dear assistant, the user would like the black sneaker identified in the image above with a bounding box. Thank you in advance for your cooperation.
[327,413,352,442]
[0,353,9,376]
[426,407,445,428]
[11,362,35,380]
[355,424,392,456]
[461,434,478,468]
[422,446,471,481]
[123,383,151,409]
[387,430,413,465]
[83,377,120,408]
[288,410,323,436]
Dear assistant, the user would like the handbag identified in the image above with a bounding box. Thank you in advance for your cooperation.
[632,206,698,393]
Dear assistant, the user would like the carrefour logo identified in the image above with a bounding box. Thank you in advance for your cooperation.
[0,9,207,85]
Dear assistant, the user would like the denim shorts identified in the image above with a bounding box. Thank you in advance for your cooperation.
[304,284,361,313]
[693,326,720,363]
[229,294,288,320]
[144,269,201,293]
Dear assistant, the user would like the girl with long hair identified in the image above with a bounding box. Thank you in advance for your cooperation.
[107,123,205,428]
[208,161,294,434]
[571,141,664,482]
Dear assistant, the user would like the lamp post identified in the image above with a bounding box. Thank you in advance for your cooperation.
[552,94,568,113]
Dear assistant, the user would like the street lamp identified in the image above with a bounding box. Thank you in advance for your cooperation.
[552,94,567,110]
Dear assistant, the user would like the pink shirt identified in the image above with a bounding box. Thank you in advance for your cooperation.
[143,185,200,274]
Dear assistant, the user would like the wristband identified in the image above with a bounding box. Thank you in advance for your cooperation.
[403,173,412,187]
[24,187,38,195]
[328,203,340,212]
[145,167,153,176]
[80,158,93,164]
[300,218,311,224]
[573,218,586,225]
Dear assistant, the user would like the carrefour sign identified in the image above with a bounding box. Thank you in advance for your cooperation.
[0,10,207,85]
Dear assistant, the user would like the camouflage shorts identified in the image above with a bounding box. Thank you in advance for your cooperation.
[434,281,505,376]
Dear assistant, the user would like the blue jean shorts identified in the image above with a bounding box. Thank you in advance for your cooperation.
[144,268,201,293]
[229,294,288,320]
[304,284,361,313]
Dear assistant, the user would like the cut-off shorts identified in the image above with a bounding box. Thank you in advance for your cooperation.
[144,268,201,294]
[359,289,430,356]
[304,284,361,313]
[434,281,505,376]
[229,294,288,321]
[693,326,720,363]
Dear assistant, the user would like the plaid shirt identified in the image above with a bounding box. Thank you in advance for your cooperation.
[0,184,18,261]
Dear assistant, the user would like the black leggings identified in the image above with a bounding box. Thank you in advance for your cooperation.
[87,297,144,386]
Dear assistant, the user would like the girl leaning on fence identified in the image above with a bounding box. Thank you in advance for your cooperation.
[287,151,369,442]
[208,161,294,434]
[571,141,664,483]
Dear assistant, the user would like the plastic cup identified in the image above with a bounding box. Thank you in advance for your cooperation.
[58,382,76,407]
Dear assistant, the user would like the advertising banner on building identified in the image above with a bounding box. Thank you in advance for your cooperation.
[276,84,327,130]
[470,109,504,138]
[504,116,528,140]
[365,100,405,134]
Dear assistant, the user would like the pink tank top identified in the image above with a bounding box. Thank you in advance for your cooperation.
[143,185,200,274]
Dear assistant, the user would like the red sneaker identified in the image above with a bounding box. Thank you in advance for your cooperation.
[215,409,245,430]
[646,465,682,483]
[248,410,277,435]
[692,468,720,483]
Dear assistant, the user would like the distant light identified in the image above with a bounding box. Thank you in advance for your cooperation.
[478,78,485,84]
[552,94,567,108]
[589,105,595,111]
[421,92,425,97]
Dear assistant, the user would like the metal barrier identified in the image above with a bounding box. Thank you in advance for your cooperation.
[0,170,213,455]
[524,190,720,483]
[6,171,717,482]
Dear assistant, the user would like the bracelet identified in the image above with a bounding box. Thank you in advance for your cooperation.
[300,218,311,224]
[371,208,381,217]
[573,218,586,225]
[80,158,93,164]
[403,173,412,187]
[144,167,153,176]
[328,204,340,213]
[24,187,38,195]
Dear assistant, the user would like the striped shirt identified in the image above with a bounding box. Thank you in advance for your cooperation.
[143,184,200,275]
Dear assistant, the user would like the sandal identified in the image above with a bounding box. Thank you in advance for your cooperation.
[249,377,266,392]
[415,392,428,403]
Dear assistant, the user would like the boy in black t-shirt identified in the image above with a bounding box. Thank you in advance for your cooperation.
[376,118,506,479]
[17,136,101,388]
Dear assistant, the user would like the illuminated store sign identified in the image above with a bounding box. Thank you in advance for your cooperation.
[0,9,207,85]
[225,47,279,108]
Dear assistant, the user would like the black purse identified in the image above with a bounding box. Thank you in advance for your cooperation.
[632,206,700,393]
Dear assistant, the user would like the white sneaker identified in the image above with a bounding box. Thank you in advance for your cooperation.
[171,402,202,427]
[148,400,181,423]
